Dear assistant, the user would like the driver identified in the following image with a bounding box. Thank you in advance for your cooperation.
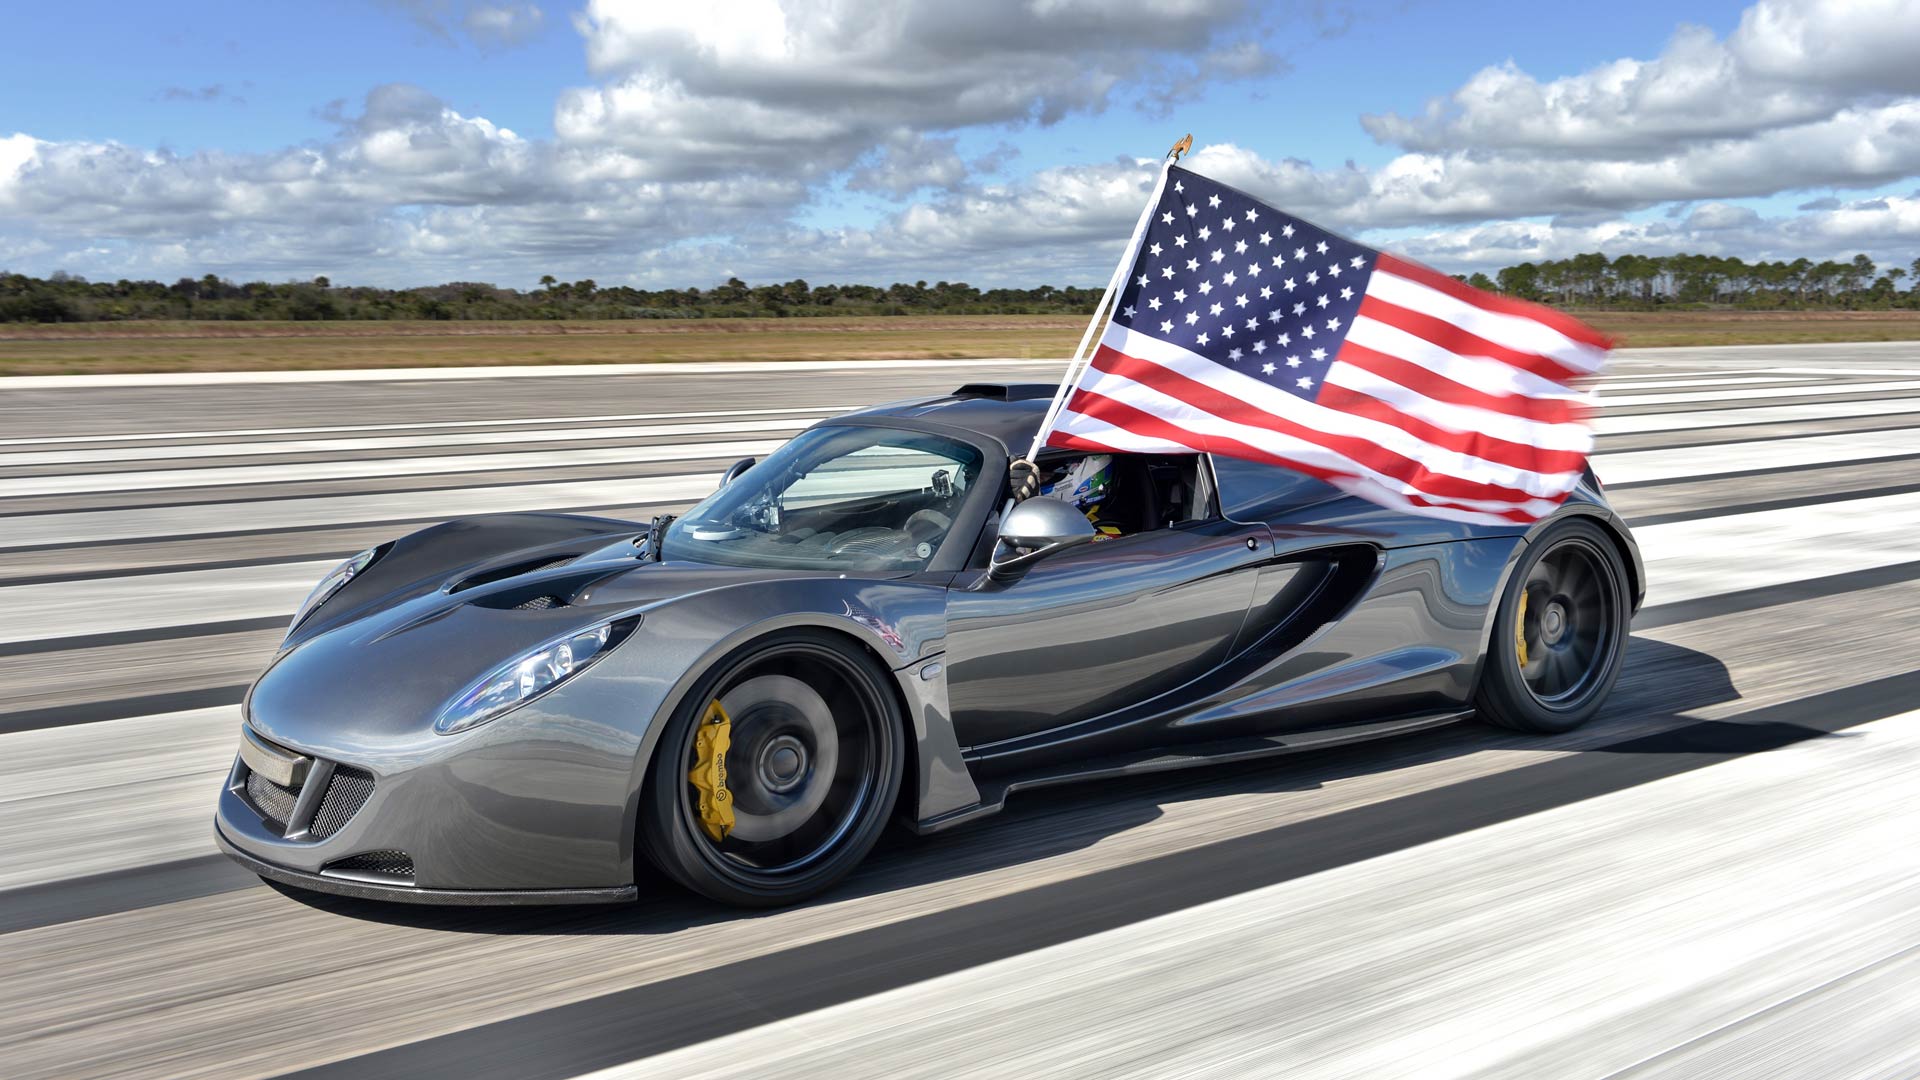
[1041,454,1125,539]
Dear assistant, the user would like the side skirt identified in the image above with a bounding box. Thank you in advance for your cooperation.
[909,709,1473,834]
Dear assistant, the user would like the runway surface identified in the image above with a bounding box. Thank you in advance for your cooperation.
[2,343,1918,1078]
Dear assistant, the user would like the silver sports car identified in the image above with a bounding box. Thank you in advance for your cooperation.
[215,382,1642,907]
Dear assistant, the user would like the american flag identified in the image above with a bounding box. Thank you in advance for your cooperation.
[1044,165,1610,524]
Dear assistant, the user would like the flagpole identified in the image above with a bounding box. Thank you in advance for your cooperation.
[1011,134,1192,500]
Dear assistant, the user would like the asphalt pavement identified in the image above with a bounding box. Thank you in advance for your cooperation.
[2,344,1918,1078]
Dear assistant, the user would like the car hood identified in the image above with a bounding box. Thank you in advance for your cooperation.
[249,518,902,752]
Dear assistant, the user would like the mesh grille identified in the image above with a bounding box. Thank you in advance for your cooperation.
[516,594,563,611]
[326,850,414,878]
[309,767,376,840]
[245,771,299,831]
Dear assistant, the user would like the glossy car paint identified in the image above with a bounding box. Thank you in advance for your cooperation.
[215,386,1643,902]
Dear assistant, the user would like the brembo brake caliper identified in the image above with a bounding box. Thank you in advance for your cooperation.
[689,699,734,842]
[1515,588,1530,668]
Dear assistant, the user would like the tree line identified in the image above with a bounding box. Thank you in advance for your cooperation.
[4,251,1919,324]
[0,273,1106,323]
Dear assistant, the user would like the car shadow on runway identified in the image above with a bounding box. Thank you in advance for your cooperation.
[273,636,1751,936]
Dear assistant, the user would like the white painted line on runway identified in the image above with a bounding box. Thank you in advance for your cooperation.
[0,357,1070,390]
[0,438,784,499]
[0,473,720,550]
[1594,428,1920,485]
[1597,397,1920,436]
[0,406,847,449]
[1600,380,1920,409]
[0,559,330,646]
[0,417,822,468]
[1595,377,1821,392]
[1635,489,1920,606]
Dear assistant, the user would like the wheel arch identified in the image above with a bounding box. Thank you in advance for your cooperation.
[1468,506,1638,701]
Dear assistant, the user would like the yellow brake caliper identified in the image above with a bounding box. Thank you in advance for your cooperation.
[688,699,734,842]
[1515,588,1530,669]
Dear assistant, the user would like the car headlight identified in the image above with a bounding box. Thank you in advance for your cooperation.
[288,547,382,636]
[435,617,638,735]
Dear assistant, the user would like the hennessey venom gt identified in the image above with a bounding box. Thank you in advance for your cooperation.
[215,383,1643,907]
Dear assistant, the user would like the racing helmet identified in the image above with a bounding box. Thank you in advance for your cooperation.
[1041,454,1112,511]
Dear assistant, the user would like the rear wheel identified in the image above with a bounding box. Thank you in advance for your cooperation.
[1476,518,1630,733]
[639,630,904,907]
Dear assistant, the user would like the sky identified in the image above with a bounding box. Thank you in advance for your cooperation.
[2,0,1917,290]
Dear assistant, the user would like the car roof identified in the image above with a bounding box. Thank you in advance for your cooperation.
[829,383,1057,453]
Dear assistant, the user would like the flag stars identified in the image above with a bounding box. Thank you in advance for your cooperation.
[1135,274,1148,288]
[1161,211,1175,225]
[1292,302,1307,315]
[1306,270,1320,285]
[1311,347,1327,361]
[1161,266,1175,279]
[1262,362,1276,375]
[1259,286,1273,299]
[1287,355,1301,367]
[1209,301,1224,316]
[1196,331,1210,345]
[1350,256,1365,269]
[1283,277,1297,291]
[1296,376,1313,389]
[1301,325,1316,340]
[1252,340,1267,354]
[1247,263,1261,277]
[1246,208,1259,222]
[1245,317,1258,330]
[1198,226,1212,241]
[1174,234,1188,248]
[1234,293,1249,307]
[1173,288,1188,303]
[1185,311,1200,325]
[1149,242,1162,257]
[1271,255,1285,269]
[1161,319,1174,333]
[1228,347,1243,361]
[1339,287,1354,300]
[1315,241,1329,255]
[1148,296,1162,310]
[1210,249,1226,264]
[1268,309,1284,323]
[1316,293,1331,308]
[1174,180,1184,192]
[1122,305,1135,318]
[1186,203,1199,217]
[1282,224,1295,238]
[1326,263,1342,278]
[1208,193,1222,208]
[1294,246,1307,260]
[1221,217,1235,232]
[1197,280,1213,295]
[1186,257,1200,271]
[1277,332,1291,346]
[1258,231,1272,245]
[1234,239,1248,254]
[1221,324,1235,339]
[1326,317,1341,331]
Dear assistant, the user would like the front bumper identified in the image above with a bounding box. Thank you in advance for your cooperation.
[215,826,635,905]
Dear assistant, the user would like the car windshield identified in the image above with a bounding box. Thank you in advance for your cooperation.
[661,425,984,571]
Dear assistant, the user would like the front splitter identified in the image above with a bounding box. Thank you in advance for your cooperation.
[215,827,638,906]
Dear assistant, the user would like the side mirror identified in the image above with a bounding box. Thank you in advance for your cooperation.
[987,498,1097,582]
[719,457,756,489]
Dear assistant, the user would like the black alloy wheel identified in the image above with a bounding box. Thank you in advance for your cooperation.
[640,630,904,907]
[1475,518,1631,734]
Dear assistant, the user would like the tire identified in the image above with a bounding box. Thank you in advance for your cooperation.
[639,629,905,907]
[1475,518,1630,734]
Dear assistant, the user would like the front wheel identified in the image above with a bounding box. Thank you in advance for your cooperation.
[639,630,904,907]
[1476,518,1630,734]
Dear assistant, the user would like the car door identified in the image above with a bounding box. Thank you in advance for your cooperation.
[943,515,1271,750]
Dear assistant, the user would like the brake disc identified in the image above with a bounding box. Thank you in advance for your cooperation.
[688,699,735,842]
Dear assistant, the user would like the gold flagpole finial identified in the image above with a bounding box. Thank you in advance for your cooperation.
[1169,133,1192,162]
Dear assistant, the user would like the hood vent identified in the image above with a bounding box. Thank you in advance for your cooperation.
[449,553,581,594]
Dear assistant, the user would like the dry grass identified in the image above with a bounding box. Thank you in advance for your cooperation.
[2,310,1917,375]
